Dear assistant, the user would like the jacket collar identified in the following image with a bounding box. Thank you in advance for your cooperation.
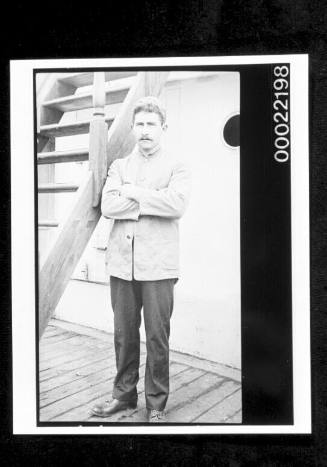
[137,144,162,159]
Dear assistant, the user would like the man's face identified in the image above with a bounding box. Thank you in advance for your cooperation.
[133,111,166,153]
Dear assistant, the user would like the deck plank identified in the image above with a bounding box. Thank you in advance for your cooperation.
[40,346,104,371]
[123,372,233,423]
[40,346,113,382]
[42,352,148,410]
[114,367,206,423]
[40,335,110,364]
[67,361,189,423]
[39,322,242,424]
[41,332,108,352]
[40,354,112,393]
[40,362,117,409]
[225,409,242,424]
[45,353,147,422]
[168,380,239,422]
[40,358,116,407]
[40,344,112,373]
[193,389,242,423]
[46,361,146,422]
[40,364,119,420]
[40,330,77,346]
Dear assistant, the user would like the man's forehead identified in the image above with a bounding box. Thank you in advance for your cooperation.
[134,111,161,122]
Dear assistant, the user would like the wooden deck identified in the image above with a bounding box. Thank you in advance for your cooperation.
[39,320,242,424]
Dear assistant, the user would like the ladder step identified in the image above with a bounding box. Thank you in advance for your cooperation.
[42,77,133,113]
[57,71,137,88]
[37,148,89,165]
[38,220,59,227]
[39,116,113,138]
[38,183,79,193]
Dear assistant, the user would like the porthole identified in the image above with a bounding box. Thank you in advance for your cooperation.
[222,113,240,148]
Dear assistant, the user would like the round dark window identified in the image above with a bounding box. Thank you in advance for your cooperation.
[223,114,240,148]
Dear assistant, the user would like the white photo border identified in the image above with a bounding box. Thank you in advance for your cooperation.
[11,54,310,434]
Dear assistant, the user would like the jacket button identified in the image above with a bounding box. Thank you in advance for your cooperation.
[127,235,131,239]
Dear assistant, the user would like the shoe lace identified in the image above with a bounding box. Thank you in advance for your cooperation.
[150,410,164,421]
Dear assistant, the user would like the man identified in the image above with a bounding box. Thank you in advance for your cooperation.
[91,96,191,423]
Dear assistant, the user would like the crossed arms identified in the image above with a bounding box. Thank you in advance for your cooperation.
[101,159,191,221]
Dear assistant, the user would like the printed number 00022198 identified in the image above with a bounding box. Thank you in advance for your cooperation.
[273,65,290,163]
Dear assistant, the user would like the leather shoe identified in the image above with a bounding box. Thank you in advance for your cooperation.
[91,398,137,418]
[148,409,166,423]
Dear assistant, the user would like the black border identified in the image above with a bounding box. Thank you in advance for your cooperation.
[4,0,325,461]
[34,64,293,427]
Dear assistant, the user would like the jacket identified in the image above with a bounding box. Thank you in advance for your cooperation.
[101,146,191,281]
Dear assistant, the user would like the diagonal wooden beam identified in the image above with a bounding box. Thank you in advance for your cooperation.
[38,71,169,338]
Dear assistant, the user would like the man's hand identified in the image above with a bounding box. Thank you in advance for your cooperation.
[120,183,143,202]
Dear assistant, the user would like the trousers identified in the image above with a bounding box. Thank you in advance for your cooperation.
[110,276,176,411]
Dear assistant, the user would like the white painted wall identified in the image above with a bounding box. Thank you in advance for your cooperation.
[51,72,241,368]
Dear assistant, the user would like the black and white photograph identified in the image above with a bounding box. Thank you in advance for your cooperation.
[37,69,241,425]
[11,55,310,434]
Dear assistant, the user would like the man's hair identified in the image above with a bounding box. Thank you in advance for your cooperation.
[132,96,166,125]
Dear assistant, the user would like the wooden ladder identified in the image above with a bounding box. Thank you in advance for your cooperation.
[37,70,169,338]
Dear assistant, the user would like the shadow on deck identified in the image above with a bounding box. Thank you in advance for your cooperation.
[39,319,242,424]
